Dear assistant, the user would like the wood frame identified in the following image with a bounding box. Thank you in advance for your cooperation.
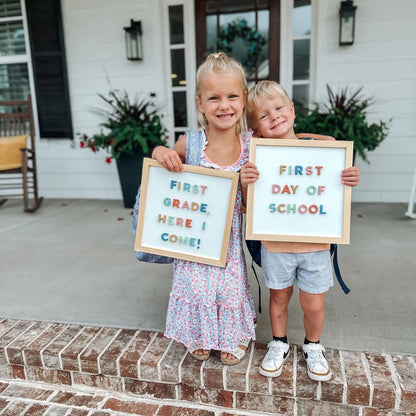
[246,138,353,244]
[135,158,239,267]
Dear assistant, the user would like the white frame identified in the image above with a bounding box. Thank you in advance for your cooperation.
[246,138,353,244]
[0,1,39,139]
[135,158,239,267]
[161,0,197,146]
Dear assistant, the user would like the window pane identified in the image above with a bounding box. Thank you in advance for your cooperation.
[0,63,29,101]
[293,84,309,110]
[218,13,258,77]
[0,21,26,55]
[258,0,269,8]
[257,10,269,79]
[173,91,187,127]
[293,0,311,36]
[169,5,184,45]
[293,39,310,80]
[220,0,255,12]
[171,49,186,87]
[206,15,217,53]
[0,0,21,18]
[205,0,217,13]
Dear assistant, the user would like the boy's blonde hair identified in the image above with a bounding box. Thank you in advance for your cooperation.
[247,80,292,127]
[195,52,248,133]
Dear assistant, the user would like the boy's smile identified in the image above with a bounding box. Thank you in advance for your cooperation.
[254,97,296,139]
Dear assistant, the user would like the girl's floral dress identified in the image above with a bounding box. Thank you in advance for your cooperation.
[164,131,257,352]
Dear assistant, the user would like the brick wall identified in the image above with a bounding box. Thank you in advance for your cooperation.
[1,318,415,415]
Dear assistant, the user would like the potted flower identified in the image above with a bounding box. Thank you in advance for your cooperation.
[79,89,168,208]
[294,85,390,163]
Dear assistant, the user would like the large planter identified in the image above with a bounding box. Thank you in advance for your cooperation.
[116,151,148,208]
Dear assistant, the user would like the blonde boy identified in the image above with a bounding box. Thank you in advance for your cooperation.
[240,81,359,381]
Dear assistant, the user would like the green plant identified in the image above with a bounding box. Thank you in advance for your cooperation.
[294,85,390,162]
[79,89,167,162]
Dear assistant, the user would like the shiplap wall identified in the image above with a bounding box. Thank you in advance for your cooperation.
[35,0,168,200]
[34,0,416,203]
[314,0,416,202]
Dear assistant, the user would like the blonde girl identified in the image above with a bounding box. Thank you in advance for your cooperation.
[152,52,256,365]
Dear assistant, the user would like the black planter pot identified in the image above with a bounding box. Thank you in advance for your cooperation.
[116,151,147,208]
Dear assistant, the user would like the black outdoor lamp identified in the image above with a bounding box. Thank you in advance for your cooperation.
[339,1,357,46]
[124,19,143,60]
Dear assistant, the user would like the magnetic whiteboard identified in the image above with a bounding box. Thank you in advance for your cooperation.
[135,158,239,267]
[246,139,353,244]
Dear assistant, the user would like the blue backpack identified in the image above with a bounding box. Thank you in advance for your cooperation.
[132,132,205,263]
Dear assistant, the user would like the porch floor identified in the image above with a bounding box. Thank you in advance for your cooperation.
[0,198,415,356]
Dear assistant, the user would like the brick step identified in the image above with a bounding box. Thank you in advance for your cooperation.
[1,317,416,415]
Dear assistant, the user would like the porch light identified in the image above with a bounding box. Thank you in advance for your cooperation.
[339,1,357,46]
[124,19,143,60]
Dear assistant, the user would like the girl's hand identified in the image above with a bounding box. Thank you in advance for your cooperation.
[341,166,360,187]
[240,162,260,188]
[152,146,183,172]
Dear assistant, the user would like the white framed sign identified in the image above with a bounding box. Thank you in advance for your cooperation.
[135,158,239,267]
[246,139,354,244]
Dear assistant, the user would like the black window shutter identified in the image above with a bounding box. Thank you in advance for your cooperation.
[25,0,73,139]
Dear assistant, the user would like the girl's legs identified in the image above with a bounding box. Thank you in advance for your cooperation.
[299,289,325,341]
[270,286,293,337]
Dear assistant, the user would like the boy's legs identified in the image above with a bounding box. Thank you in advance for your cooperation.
[297,252,333,381]
[299,290,325,342]
[259,286,292,377]
[269,286,293,337]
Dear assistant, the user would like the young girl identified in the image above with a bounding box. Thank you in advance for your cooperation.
[152,52,256,365]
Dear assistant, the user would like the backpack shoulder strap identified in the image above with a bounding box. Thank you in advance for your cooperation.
[185,131,205,166]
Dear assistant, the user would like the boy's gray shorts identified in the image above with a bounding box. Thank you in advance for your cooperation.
[261,245,334,294]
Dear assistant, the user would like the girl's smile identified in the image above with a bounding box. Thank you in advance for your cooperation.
[196,72,245,132]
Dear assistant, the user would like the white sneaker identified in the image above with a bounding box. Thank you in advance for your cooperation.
[302,343,332,381]
[259,340,290,377]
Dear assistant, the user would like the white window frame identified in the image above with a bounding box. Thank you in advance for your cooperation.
[0,0,39,138]
[161,0,197,148]
[280,0,316,108]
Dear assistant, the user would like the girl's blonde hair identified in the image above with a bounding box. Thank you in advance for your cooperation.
[247,80,292,127]
[195,52,248,133]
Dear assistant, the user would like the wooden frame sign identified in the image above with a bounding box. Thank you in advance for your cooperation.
[135,158,239,267]
[246,139,354,244]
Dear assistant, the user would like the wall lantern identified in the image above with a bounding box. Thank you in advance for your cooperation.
[123,19,143,60]
[339,1,357,46]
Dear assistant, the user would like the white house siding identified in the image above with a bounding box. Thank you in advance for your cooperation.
[33,0,416,203]
[314,0,416,202]
[36,0,168,200]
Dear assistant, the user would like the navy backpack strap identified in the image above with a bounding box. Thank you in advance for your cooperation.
[251,261,262,314]
[331,244,350,294]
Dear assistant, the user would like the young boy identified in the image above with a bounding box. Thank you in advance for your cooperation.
[240,81,360,382]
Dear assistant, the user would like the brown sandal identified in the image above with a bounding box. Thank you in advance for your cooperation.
[221,338,251,366]
[188,341,211,361]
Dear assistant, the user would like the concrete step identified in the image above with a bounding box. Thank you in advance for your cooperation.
[1,317,415,415]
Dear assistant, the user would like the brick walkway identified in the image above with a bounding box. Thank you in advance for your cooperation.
[1,317,416,415]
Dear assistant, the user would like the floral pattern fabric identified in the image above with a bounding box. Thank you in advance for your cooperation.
[164,131,257,352]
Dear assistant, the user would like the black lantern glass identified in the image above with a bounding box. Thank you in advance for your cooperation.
[339,1,357,46]
[124,20,143,60]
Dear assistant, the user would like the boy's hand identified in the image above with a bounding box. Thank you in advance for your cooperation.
[240,162,260,188]
[152,146,183,172]
[341,166,360,187]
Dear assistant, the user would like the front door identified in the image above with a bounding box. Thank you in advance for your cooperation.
[195,0,280,85]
